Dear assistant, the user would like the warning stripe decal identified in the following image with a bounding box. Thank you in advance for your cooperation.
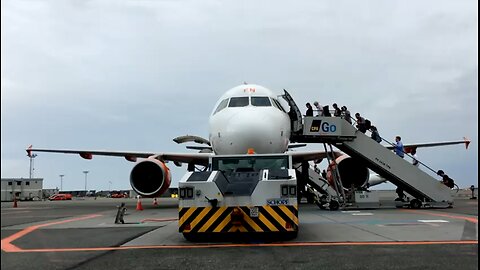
[179,205,298,233]
[195,207,223,233]
[259,206,286,232]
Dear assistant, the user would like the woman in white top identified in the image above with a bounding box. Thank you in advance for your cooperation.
[313,101,323,116]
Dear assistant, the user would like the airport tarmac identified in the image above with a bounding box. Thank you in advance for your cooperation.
[1,196,477,270]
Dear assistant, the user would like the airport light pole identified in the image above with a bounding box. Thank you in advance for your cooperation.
[83,171,89,196]
[59,174,65,191]
[29,154,37,178]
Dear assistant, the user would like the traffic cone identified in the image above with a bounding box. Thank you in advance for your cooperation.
[13,197,18,208]
[153,198,158,206]
[136,197,143,211]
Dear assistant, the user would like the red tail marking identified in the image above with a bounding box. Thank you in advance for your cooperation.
[26,145,33,157]
[464,137,471,150]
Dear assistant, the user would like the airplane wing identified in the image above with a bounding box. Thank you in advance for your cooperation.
[184,144,307,151]
[27,138,469,167]
[384,138,471,153]
[26,146,212,166]
[287,143,307,149]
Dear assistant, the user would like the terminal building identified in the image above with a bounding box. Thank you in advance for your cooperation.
[1,178,44,201]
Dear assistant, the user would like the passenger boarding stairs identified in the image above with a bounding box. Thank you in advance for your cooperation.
[306,166,338,198]
[295,164,342,210]
[295,164,339,198]
[295,117,453,208]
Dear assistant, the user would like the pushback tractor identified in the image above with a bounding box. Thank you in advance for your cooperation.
[178,153,298,241]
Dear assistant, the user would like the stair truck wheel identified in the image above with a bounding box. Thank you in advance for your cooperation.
[315,200,325,209]
[315,195,328,209]
[329,200,340,211]
[410,199,422,209]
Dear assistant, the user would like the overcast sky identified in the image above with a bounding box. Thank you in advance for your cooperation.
[1,0,477,191]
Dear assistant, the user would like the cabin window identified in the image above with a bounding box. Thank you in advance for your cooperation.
[26,181,30,186]
[213,98,229,115]
[8,182,12,186]
[251,97,272,107]
[228,97,249,107]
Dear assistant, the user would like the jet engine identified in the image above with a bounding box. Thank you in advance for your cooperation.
[326,155,369,189]
[130,158,171,197]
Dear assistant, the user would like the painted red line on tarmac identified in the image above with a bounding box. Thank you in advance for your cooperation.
[401,209,478,223]
[1,214,102,252]
[141,218,178,223]
[2,212,477,253]
[1,211,32,215]
[4,240,478,253]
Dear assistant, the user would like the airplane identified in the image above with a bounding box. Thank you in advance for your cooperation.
[26,84,471,198]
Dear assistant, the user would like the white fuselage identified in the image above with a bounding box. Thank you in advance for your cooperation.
[208,84,291,155]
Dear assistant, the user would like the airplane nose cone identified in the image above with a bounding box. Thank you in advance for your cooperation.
[211,109,290,154]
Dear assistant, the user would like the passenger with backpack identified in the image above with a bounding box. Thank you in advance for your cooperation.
[437,170,455,189]
[332,103,342,117]
[355,113,366,133]
[341,106,352,124]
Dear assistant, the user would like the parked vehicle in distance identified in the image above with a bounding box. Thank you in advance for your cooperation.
[111,193,127,198]
[48,194,72,201]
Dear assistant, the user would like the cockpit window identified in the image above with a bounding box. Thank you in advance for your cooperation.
[272,98,286,112]
[228,97,249,107]
[251,97,272,107]
[213,98,229,115]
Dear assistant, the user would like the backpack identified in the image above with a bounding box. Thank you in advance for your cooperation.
[364,119,372,130]
[374,132,382,143]
[444,175,455,189]
[447,177,455,189]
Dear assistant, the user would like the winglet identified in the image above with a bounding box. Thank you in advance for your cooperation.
[26,145,33,157]
[79,152,93,160]
[464,137,471,150]
[124,155,137,162]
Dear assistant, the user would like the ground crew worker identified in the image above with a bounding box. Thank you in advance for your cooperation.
[115,202,127,224]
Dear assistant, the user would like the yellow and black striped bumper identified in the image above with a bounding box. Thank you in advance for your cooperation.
[179,205,298,233]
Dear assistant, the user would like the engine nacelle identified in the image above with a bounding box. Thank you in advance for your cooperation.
[327,155,369,189]
[130,158,171,197]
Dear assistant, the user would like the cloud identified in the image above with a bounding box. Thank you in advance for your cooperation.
[1,0,477,190]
